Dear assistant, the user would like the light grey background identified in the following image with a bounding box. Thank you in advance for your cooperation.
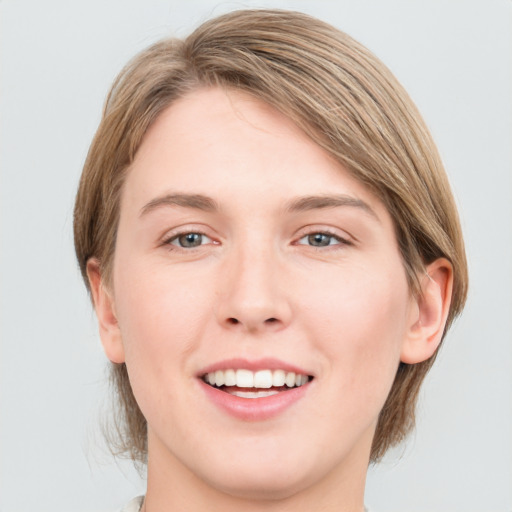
[1,1,511,511]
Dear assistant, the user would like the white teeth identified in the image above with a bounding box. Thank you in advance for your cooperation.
[253,370,273,388]
[230,390,280,398]
[204,369,310,389]
[236,369,254,388]
[214,370,224,387]
[224,369,236,386]
[285,372,296,388]
[272,369,285,387]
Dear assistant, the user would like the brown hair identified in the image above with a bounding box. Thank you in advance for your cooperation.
[74,8,468,463]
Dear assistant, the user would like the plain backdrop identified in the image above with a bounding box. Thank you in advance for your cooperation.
[1,1,511,511]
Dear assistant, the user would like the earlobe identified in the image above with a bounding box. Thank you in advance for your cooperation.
[86,259,126,364]
[400,258,453,364]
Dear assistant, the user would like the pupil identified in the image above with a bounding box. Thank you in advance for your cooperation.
[309,233,329,246]
[180,233,201,247]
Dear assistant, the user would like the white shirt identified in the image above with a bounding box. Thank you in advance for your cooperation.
[119,496,144,512]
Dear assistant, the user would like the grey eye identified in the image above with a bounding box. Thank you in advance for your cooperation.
[299,233,338,247]
[171,233,212,248]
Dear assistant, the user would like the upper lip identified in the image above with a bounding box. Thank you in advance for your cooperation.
[197,357,312,377]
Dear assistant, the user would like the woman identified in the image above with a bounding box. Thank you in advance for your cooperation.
[73,9,467,512]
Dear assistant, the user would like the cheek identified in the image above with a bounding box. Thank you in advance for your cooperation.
[114,280,220,443]
[300,263,411,404]
[304,260,409,335]
[111,262,215,406]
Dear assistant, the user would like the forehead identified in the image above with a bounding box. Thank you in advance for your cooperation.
[121,87,389,222]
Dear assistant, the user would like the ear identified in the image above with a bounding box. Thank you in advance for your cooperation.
[400,258,454,364]
[86,258,125,364]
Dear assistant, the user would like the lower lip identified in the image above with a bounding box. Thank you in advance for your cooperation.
[199,380,310,421]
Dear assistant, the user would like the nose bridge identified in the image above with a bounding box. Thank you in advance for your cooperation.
[216,235,291,332]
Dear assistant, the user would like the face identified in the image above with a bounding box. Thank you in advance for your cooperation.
[102,88,420,499]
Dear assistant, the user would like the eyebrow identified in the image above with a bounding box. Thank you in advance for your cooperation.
[139,192,378,220]
[140,193,219,217]
[286,194,379,220]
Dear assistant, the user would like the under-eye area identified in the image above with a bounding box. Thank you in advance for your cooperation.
[202,369,313,398]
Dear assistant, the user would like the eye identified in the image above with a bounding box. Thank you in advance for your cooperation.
[168,232,213,248]
[297,232,346,247]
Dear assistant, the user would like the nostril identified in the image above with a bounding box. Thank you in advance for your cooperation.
[223,317,281,329]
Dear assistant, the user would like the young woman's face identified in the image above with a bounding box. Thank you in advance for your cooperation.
[107,88,418,498]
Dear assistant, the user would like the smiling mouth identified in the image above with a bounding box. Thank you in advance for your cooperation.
[202,369,312,398]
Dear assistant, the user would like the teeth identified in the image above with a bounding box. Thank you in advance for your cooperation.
[231,390,280,398]
[215,370,224,387]
[285,372,296,387]
[224,369,236,386]
[253,370,272,388]
[236,369,254,388]
[204,369,310,389]
[272,369,285,387]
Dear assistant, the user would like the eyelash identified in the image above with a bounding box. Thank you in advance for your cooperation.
[162,230,215,250]
[161,229,353,252]
[295,230,352,250]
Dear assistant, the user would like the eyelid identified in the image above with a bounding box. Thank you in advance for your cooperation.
[293,225,355,246]
[168,232,213,247]
[296,234,352,250]
[159,224,220,248]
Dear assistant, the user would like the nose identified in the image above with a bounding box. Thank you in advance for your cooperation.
[215,244,292,333]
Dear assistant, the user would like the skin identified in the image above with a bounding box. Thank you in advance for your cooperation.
[88,88,452,512]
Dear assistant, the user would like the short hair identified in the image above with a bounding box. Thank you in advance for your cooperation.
[74,8,468,463]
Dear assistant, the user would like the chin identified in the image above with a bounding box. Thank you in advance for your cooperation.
[186,438,343,503]
[202,465,314,501]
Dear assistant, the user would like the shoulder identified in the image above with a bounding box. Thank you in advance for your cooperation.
[118,496,144,512]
